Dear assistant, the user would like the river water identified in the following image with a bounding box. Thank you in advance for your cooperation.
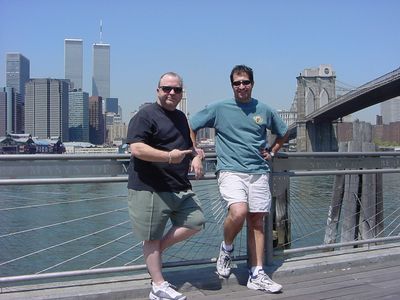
[0,174,399,277]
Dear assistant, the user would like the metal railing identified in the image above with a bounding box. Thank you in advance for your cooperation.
[0,152,399,285]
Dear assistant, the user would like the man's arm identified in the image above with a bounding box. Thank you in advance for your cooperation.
[130,142,191,164]
[269,132,289,156]
[261,132,289,160]
[189,128,204,179]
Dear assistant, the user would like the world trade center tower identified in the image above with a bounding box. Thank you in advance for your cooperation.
[92,43,110,99]
[64,39,83,91]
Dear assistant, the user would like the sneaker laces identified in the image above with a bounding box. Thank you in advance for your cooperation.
[222,253,231,268]
[255,271,275,285]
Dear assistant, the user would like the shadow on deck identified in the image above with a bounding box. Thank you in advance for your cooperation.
[1,243,400,300]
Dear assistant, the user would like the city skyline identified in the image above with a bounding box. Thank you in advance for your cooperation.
[1,0,400,124]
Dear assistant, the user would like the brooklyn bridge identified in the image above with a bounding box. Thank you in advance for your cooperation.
[284,65,400,151]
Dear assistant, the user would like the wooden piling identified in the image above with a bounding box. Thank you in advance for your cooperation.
[324,142,347,247]
[272,175,291,249]
[329,121,381,249]
[360,142,377,242]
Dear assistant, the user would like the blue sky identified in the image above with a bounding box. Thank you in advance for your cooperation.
[1,0,399,124]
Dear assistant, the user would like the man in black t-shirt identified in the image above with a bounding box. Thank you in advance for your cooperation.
[126,72,205,300]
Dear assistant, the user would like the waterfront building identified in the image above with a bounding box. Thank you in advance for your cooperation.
[0,87,23,135]
[106,97,118,114]
[196,127,215,145]
[118,105,122,118]
[177,89,188,116]
[106,122,127,146]
[381,96,400,124]
[64,39,83,91]
[6,53,30,101]
[69,90,89,142]
[373,121,400,144]
[105,112,115,127]
[278,109,297,127]
[89,96,105,145]
[0,133,64,154]
[24,79,69,141]
[92,43,110,99]
[105,112,124,144]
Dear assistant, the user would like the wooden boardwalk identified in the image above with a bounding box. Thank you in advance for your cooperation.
[1,243,400,299]
[175,260,400,299]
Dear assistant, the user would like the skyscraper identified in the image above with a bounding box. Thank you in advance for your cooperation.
[89,96,105,144]
[0,87,23,135]
[105,97,118,114]
[69,90,89,142]
[381,96,400,124]
[92,43,110,99]
[177,89,188,116]
[6,53,30,101]
[25,79,69,140]
[64,39,83,91]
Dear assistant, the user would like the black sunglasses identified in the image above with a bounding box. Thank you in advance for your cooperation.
[232,80,252,87]
[160,86,183,94]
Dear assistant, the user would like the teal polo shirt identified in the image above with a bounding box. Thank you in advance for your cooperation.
[189,98,287,173]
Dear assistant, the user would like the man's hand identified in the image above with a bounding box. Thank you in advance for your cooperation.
[169,149,192,164]
[194,147,205,160]
[260,148,274,161]
[191,156,204,179]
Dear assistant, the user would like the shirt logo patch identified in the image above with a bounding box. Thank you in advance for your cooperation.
[253,115,263,124]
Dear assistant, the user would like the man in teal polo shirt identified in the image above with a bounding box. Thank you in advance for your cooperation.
[190,65,288,294]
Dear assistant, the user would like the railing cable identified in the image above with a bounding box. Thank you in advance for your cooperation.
[0,221,130,267]
[37,232,133,274]
[0,207,127,238]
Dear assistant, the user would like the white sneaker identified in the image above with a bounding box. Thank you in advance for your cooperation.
[247,270,282,293]
[149,281,186,300]
[216,242,233,278]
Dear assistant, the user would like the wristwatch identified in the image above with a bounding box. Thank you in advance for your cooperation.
[270,152,275,158]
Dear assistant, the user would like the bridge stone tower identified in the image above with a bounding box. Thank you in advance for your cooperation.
[295,65,337,151]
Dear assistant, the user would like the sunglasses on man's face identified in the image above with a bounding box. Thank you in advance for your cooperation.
[232,80,252,87]
[159,86,183,94]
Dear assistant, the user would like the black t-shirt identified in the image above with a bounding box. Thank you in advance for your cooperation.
[126,103,193,192]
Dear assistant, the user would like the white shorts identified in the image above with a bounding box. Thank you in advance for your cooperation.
[217,171,272,213]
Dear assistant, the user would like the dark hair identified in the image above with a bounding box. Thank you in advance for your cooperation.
[158,72,183,87]
[230,65,254,84]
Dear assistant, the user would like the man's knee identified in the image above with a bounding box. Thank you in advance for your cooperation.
[228,203,248,222]
[247,213,266,229]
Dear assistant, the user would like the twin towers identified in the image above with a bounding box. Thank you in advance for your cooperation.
[64,39,110,99]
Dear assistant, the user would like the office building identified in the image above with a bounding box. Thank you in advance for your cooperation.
[89,96,105,145]
[69,90,89,142]
[64,39,83,90]
[92,43,110,99]
[6,53,30,102]
[107,122,127,146]
[0,87,23,135]
[177,89,188,116]
[25,79,69,140]
[277,109,297,127]
[381,96,400,124]
[106,97,118,114]
[118,105,123,119]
